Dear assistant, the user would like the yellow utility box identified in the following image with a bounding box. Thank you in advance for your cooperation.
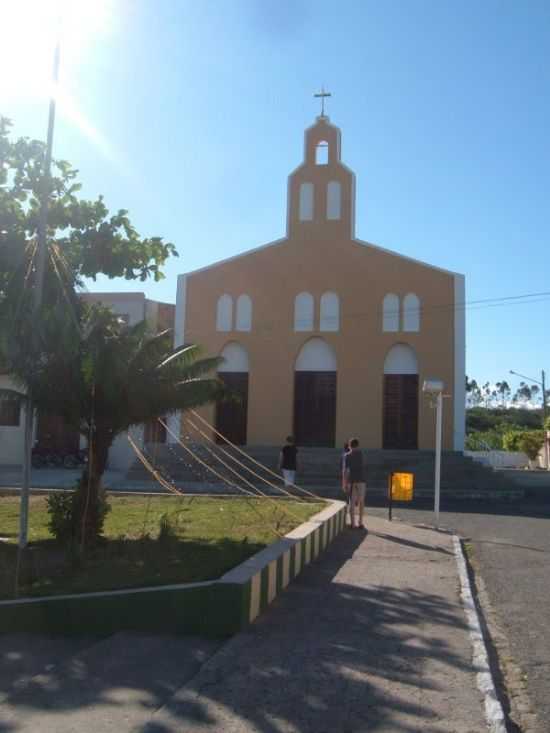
[390,472,414,502]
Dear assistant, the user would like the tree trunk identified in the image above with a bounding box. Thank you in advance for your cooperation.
[73,428,112,547]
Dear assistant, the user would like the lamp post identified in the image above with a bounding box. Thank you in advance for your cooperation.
[510,369,549,470]
[19,35,62,549]
[423,379,444,528]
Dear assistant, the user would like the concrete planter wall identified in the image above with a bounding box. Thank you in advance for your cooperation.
[0,501,346,637]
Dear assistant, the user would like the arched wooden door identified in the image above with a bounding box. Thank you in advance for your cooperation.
[294,338,337,447]
[383,344,419,449]
[215,342,249,445]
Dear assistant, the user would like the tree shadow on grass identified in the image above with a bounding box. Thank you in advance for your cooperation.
[0,535,265,601]
[0,530,485,733]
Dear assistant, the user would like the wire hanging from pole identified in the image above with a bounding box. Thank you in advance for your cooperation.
[127,433,285,537]
[159,418,315,526]
[188,409,324,501]
[182,414,322,503]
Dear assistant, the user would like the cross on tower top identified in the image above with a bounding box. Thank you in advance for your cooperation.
[314,87,331,117]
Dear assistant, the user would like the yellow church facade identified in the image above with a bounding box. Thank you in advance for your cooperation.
[173,115,465,451]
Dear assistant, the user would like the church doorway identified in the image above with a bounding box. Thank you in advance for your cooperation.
[215,342,249,445]
[383,344,419,449]
[294,338,337,447]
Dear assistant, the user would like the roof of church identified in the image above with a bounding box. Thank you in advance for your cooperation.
[181,236,461,279]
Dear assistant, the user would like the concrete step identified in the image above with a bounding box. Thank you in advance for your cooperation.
[127,442,520,495]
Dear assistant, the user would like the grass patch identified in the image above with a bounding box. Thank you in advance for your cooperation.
[0,494,324,600]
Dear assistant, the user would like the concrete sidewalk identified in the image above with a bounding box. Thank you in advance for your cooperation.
[142,516,487,732]
[0,516,490,732]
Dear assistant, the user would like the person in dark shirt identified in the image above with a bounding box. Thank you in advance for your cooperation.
[279,435,298,487]
[341,442,351,519]
[344,438,366,529]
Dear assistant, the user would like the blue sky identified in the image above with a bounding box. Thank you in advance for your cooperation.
[2,0,549,396]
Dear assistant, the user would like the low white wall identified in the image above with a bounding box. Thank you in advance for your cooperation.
[465,450,529,470]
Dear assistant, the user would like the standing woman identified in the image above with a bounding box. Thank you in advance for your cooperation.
[341,441,351,519]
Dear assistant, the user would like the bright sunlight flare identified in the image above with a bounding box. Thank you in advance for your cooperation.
[0,0,113,98]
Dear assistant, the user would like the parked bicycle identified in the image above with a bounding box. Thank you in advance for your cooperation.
[31,444,87,469]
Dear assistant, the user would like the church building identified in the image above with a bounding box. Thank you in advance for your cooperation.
[172,112,465,452]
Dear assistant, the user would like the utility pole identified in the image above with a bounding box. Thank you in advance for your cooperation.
[19,38,61,549]
[542,370,549,471]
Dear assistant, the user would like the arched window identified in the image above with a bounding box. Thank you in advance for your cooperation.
[315,141,329,165]
[299,182,314,221]
[403,293,420,332]
[295,338,337,371]
[383,344,418,375]
[326,181,341,220]
[320,292,340,332]
[216,294,233,332]
[236,294,252,332]
[294,292,314,332]
[382,293,400,332]
[218,342,250,373]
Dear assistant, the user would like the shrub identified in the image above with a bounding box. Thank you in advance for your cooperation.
[519,431,545,462]
[46,492,76,544]
[157,513,179,546]
[465,430,504,450]
[502,430,524,452]
[47,485,111,545]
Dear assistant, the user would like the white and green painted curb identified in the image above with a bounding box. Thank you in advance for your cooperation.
[0,500,347,636]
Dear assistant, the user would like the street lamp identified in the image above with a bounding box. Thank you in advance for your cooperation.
[423,379,444,528]
[510,369,549,469]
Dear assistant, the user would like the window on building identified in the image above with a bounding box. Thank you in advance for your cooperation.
[216,294,233,332]
[326,181,341,220]
[319,292,340,332]
[0,394,21,426]
[299,182,314,221]
[315,141,329,165]
[236,294,252,332]
[383,294,400,332]
[294,292,314,332]
[403,293,420,332]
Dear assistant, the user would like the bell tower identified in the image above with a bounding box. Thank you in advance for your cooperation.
[287,110,355,241]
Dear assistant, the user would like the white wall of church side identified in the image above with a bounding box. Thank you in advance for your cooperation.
[453,274,466,451]
[168,274,188,444]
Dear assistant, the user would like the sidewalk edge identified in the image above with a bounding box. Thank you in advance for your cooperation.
[452,535,507,733]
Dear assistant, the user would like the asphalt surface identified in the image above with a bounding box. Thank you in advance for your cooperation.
[367,499,550,730]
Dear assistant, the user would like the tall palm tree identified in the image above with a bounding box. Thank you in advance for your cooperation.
[27,307,223,545]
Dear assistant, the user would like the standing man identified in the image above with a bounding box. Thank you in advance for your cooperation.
[279,435,298,488]
[345,438,366,529]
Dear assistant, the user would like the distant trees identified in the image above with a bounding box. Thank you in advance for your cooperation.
[465,373,546,460]
[466,375,546,410]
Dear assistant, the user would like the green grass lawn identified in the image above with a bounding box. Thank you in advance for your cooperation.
[0,494,324,600]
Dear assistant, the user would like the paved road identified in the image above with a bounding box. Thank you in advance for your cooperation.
[367,499,550,730]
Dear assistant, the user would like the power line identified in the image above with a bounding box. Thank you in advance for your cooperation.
[181,288,550,339]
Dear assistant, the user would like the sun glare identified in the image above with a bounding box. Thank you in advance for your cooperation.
[0,0,113,98]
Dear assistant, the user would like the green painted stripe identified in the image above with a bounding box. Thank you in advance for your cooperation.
[260,565,269,612]
[276,555,283,595]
